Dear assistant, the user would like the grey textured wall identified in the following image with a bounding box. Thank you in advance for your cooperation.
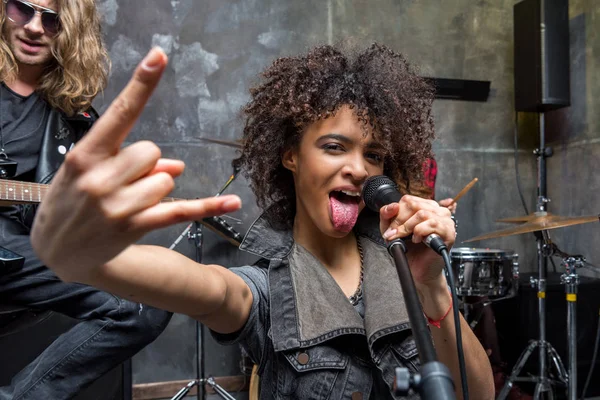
[93,0,599,395]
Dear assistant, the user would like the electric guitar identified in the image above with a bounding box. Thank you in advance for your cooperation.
[0,179,243,247]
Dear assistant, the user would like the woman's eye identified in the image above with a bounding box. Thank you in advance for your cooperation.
[366,152,383,162]
[323,143,344,152]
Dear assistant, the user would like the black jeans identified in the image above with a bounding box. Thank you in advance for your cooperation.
[0,215,172,399]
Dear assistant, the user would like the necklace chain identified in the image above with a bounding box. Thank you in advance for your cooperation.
[348,238,364,305]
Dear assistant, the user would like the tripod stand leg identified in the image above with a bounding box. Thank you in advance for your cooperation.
[497,341,538,400]
[531,368,555,400]
[532,383,544,400]
[546,345,568,385]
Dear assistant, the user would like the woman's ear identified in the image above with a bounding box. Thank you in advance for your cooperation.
[282,148,297,173]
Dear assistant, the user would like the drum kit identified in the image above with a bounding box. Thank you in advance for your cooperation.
[453,112,599,400]
[455,207,600,400]
[452,209,600,399]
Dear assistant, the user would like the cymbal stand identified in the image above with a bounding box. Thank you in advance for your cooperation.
[497,236,569,400]
[560,255,585,400]
[549,243,600,400]
[498,113,567,400]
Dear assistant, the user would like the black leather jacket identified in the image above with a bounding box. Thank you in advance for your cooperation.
[20,107,98,227]
[0,105,96,265]
[35,107,97,184]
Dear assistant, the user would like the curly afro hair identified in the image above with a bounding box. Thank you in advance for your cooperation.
[235,43,436,228]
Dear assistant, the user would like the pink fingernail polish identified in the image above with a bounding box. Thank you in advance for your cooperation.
[383,228,397,240]
[222,197,242,210]
[142,47,164,70]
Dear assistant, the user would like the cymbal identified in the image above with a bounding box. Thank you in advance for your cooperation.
[496,213,546,223]
[465,213,599,243]
[198,137,242,149]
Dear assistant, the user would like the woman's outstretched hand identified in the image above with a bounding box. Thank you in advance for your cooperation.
[31,48,242,281]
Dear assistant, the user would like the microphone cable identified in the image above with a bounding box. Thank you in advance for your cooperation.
[441,248,469,400]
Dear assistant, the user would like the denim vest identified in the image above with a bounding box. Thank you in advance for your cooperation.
[214,210,421,399]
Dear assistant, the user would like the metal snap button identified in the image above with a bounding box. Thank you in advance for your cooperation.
[297,352,309,365]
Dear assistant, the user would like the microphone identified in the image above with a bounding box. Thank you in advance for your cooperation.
[362,175,447,254]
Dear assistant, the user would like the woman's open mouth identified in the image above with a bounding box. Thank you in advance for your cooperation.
[328,189,361,233]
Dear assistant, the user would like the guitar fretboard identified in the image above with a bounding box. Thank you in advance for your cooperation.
[0,179,47,204]
[0,179,241,245]
[0,179,185,205]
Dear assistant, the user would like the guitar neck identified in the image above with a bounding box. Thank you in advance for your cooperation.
[0,179,46,204]
[0,179,186,205]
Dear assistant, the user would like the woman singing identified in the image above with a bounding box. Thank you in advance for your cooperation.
[31,44,494,399]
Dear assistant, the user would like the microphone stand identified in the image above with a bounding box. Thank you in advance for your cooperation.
[387,239,456,400]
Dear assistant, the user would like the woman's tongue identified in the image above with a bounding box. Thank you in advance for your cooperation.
[329,192,359,233]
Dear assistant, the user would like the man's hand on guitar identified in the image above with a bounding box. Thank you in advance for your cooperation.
[31,48,242,281]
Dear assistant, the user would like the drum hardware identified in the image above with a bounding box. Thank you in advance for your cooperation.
[170,377,236,400]
[204,377,237,400]
[498,246,599,400]
[554,248,600,400]
[169,170,243,400]
[561,256,582,400]
[456,296,491,332]
[168,165,243,250]
[458,298,492,330]
[221,214,243,224]
[487,112,600,400]
[450,248,519,300]
[496,227,570,400]
[169,215,242,250]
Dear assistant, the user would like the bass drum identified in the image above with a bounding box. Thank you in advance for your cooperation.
[450,247,519,299]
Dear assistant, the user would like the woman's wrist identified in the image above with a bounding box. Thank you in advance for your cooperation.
[416,273,452,321]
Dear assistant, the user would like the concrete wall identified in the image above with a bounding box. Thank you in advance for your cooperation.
[93,0,599,395]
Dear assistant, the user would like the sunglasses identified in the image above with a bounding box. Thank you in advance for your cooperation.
[3,0,60,35]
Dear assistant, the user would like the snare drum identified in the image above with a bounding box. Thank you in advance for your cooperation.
[450,248,519,299]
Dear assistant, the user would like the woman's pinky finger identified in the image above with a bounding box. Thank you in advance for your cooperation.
[412,219,455,246]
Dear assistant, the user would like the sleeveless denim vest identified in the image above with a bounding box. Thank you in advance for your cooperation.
[219,210,422,399]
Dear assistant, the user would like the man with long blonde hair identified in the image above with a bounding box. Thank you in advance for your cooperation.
[0,1,172,398]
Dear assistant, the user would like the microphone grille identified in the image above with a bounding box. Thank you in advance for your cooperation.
[362,175,398,211]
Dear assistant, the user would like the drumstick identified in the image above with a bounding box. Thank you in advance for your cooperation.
[448,178,478,206]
